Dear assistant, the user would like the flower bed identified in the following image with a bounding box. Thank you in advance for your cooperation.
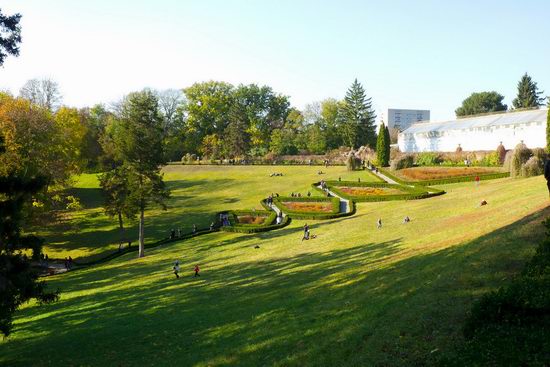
[236,214,268,225]
[273,196,344,219]
[396,167,503,181]
[379,167,509,186]
[323,181,434,202]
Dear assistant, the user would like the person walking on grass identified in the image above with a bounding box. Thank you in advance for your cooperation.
[173,260,180,279]
[544,159,550,197]
[194,264,200,277]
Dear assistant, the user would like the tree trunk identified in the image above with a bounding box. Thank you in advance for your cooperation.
[138,207,145,258]
[118,212,124,251]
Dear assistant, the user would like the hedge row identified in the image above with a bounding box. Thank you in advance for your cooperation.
[273,195,355,220]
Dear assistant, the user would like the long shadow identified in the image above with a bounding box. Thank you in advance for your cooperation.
[2,207,548,367]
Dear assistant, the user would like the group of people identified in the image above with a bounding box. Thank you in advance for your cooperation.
[39,253,50,268]
[173,260,200,279]
[270,172,284,177]
[64,256,73,270]
[169,228,183,239]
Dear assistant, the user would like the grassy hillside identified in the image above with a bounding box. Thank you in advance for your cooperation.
[2,168,548,366]
[35,165,380,260]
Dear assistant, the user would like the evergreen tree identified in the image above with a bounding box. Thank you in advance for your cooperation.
[512,73,545,109]
[547,107,550,153]
[0,9,21,66]
[0,135,59,336]
[376,123,390,166]
[341,79,376,149]
[111,90,170,257]
[455,91,507,117]
[384,124,391,164]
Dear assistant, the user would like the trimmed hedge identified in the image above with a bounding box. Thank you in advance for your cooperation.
[379,167,509,186]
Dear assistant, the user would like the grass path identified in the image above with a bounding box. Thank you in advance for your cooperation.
[2,172,548,366]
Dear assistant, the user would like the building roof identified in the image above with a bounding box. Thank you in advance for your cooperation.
[401,108,548,135]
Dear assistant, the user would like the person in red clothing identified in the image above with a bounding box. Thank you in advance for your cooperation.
[194,264,200,277]
[475,175,480,186]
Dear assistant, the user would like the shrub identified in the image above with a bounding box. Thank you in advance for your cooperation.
[502,150,513,172]
[345,154,361,171]
[496,142,506,164]
[390,154,414,170]
[520,156,543,177]
[415,152,442,166]
[532,147,548,162]
[478,151,500,167]
[510,142,532,177]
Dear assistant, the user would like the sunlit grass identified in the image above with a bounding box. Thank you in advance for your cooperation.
[4,168,548,366]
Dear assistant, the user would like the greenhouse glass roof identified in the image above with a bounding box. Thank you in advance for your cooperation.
[402,108,548,135]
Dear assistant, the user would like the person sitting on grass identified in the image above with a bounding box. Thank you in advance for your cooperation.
[377,218,382,229]
[194,264,200,277]
[403,216,410,223]
[480,199,488,206]
[173,260,180,279]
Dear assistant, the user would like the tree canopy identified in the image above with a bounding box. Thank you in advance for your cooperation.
[0,9,21,66]
[455,91,507,117]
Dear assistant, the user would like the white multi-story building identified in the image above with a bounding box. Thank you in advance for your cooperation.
[398,108,548,152]
[388,109,430,131]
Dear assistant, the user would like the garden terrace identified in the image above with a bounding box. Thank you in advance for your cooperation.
[273,196,343,219]
[324,181,433,202]
[380,166,509,186]
[219,210,289,233]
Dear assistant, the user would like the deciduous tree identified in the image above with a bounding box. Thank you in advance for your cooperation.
[455,91,507,117]
[111,90,169,257]
[19,78,62,111]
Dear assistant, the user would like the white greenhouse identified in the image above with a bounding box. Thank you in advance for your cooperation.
[398,108,548,152]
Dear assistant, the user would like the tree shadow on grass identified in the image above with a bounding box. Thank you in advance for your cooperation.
[4,208,548,367]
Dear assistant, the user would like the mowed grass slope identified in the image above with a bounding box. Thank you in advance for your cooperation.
[36,165,379,259]
[2,170,548,366]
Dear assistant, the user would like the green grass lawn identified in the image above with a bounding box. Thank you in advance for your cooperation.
[3,167,549,366]
[34,165,380,260]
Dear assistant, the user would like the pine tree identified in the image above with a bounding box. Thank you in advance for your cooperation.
[512,73,545,109]
[0,135,59,336]
[376,123,390,166]
[341,79,376,149]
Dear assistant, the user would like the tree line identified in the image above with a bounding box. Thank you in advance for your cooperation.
[455,73,548,117]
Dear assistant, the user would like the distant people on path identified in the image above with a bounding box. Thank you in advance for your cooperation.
[210,222,215,231]
[545,159,550,196]
[276,212,283,225]
[170,229,176,239]
[377,218,382,229]
[194,264,201,277]
[173,260,180,279]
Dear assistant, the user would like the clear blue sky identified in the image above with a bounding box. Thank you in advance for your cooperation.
[1,0,548,121]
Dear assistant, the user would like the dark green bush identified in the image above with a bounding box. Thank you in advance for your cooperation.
[415,152,442,166]
[390,154,414,170]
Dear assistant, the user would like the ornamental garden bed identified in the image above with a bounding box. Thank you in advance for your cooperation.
[273,196,344,219]
[380,166,509,186]
[219,210,289,233]
[323,181,434,202]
